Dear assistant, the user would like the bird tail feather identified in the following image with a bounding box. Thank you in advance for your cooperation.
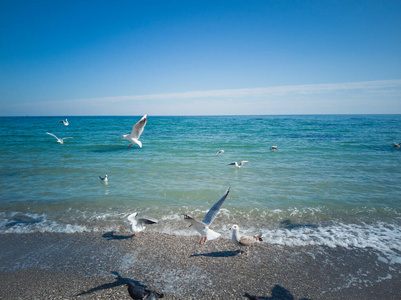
[206,229,221,241]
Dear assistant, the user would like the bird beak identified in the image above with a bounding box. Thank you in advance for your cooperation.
[189,224,192,227]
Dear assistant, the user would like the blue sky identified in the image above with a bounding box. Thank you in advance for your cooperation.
[1,0,400,116]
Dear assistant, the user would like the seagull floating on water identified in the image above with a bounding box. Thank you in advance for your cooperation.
[99,175,108,182]
[228,161,249,168]
[393,143,400,148]
[183,187,230,245]
[46,132,73,144]
[59,118,69,126]
[230,224,263,256]
[127,212,158,237]
[121,114,148,149]
[127,282,164,299]
[270,146,278,151]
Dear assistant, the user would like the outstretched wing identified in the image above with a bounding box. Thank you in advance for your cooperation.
[62,137,73,140]
[138,217,158,225]
[202,187,230,226]
[127,212,138,223]
[130,114,148,139]
[46,132,58,140]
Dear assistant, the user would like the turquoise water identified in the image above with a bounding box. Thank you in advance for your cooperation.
[1,115,401,262]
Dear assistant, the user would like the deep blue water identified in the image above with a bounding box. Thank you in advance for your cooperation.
[1,115,400,263]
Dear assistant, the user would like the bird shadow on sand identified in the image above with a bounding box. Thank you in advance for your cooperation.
[102,231,134,240]
[190,250,241,258]
[244,284,311,300]
[76,271,145,296]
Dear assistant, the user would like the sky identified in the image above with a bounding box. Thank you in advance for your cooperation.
[0,0,400,116]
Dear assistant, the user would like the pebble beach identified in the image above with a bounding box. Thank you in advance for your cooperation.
[1,232,400,299]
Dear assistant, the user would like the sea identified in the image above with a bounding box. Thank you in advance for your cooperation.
[1,115,400,265]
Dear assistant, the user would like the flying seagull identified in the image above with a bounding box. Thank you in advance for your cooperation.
[183,187,230,245]
[121,114,148,148]
[228,161,249,168]
[216,149,231,157]
[393,143,400,148]
[127,212,158,237]
[270,146,278,151]
[230,224,263,256]
[127,282,164,299]
[59,118,69,126]
[99,175,108,182]
[46,132,73,144]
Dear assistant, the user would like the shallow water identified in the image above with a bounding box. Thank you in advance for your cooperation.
[1,115,401,264]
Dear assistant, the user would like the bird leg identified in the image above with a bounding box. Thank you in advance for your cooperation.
[128,143,133,149]
[132,232,140,238]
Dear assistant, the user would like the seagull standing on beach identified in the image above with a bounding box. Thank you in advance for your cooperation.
[127,282,164,299]
[46,132,73,144]
[183,187,230,245]
[230,224,263,256]
[228,161,249,168]
[127,212,158,237]
[99,175,108,182]
[59,118,69,126]
[121,114,148,149]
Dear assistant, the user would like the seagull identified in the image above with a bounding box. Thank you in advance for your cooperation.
[216,149,231,157]
[127,282,164,299]
[270,146,278,151]
[121,114,148,149]
[46,132,73,144]
[99,175,108,182]
[183,187,230,245]
[393,143,400,148]
[59,118,69,126]
[230,224,263,256]
[228,161,249,168]
[127,212,158,237]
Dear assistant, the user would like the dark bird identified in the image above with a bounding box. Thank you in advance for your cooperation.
[127,282,164,299]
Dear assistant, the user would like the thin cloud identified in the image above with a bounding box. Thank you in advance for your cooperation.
[80,79,401,103]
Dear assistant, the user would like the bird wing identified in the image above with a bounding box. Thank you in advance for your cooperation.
[62,137,73,140]
[238,234,257,246]
[228,162,236,165]
[138,217,158,225]
[46,132,58,140]
[202,187,230,226]
[127,212,138,223]
[130,114,148,138]
[182,214,205,228]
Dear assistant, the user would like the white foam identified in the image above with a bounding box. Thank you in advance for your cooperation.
[262,221,401,265]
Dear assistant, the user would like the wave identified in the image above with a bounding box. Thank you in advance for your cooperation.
[1,211,400,265]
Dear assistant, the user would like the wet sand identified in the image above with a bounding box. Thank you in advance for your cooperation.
[0,232,400,299]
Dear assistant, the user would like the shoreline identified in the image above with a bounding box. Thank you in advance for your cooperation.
[0,232,400,299]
